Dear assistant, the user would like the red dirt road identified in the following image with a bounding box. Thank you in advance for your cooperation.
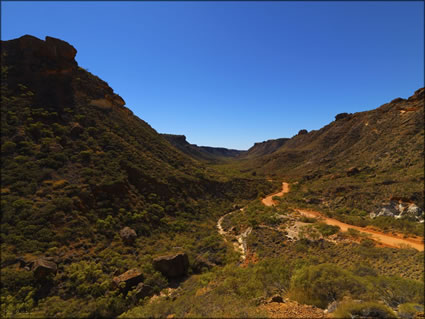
[262,182,424,251]
[261,182,290,206]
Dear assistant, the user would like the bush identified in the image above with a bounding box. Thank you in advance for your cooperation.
[63,261,110,298]
[315,223,340,236]
[300,216,317,223]
[289,263,368,308]
[1,141,16,154]
[332,301,396,318]
[373,276,424,307]
[398,303,424,319]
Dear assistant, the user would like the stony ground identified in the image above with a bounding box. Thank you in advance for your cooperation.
[260,300,326,318]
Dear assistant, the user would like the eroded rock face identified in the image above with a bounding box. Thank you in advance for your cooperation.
[2,35,78,109]
[32,258,57,280]
[153,252,189,278]
[113,268,144,292]
[120,227,137,245]
[90,94,125,110]
[4,35,77,70]
[335,112,351,121]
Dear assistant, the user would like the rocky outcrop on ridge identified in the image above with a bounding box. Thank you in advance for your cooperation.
[162,134,245,162]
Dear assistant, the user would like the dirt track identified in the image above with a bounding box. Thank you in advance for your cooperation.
[217,209,251,260]
[261,182,290,206]
[262,182,424,251]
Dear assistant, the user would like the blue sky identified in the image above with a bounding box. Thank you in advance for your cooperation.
[2,1,424,150]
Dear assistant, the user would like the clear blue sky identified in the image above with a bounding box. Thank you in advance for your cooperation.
[2,1,423,150]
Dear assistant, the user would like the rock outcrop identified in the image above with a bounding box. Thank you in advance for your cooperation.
[335,112,351,121]
[298,129,308,135]
[32,258,57,280]
[370,201,424,222]
[113,268,144,292]
[2,35,78,109]
[153,252,189,278]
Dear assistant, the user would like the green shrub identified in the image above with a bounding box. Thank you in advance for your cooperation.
[300,216,317,223]
[315,223,340,236]
[373,276,424,307]
[332,301,396,318]
[398,303,424,319]
[1,141,16,154]
[289,263,368,308]
[63,261,110,298]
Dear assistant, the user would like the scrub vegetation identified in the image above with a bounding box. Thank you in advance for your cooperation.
[1,35,423,318]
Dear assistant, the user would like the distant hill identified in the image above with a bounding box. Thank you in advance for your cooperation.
[162,133,245,162]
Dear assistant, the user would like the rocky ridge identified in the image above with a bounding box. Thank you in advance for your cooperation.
[162,134,245,162]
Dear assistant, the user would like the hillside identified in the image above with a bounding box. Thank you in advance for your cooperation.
[0,35,273,317]
[241,137,289,158]
[162,133,244,163]
[230,89,424,215]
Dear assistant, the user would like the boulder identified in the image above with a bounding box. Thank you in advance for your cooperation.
[70,123,83,138]
[267,295,284,303]
[346,166,360,176]
[153,252,189,278]
[32,258,57,280]
[120,227,137,245]
[113,268,144,292]
[134,282,153,299]
[0,257,29,268]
